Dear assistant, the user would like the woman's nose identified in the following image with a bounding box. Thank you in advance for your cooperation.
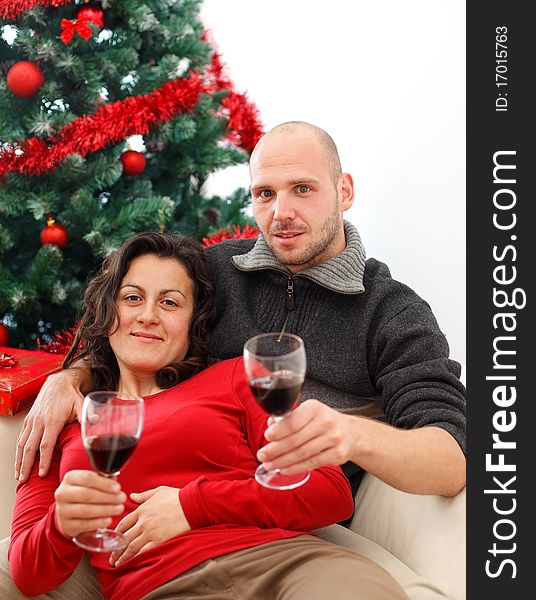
[136,302,159,324]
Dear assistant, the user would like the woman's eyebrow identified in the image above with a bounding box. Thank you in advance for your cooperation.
[120,283,187,300]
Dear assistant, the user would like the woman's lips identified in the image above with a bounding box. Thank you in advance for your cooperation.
[131,332,163,341]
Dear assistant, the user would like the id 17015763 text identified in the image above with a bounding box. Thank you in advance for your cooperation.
[495,26,508,112]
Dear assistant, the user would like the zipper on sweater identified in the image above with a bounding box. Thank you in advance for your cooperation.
[286,276,295,309]
[278,276,295,341]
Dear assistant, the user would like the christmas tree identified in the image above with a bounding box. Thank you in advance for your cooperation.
[0,0,262,349]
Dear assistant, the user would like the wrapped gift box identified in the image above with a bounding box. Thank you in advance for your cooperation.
[0,347,64,416]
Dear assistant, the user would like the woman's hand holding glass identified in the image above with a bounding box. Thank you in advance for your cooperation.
[72,391,144,553]
[55,470,126,540]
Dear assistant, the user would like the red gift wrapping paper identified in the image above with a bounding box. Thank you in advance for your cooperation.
[0,347,64,416]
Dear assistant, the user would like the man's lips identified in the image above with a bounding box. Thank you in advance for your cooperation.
[272,231,304,245]
[272,232,304,238]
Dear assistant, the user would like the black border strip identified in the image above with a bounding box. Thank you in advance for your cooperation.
[467,3,533,597]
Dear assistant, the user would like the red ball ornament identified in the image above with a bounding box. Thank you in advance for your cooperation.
[0,323,9,347]
[120,150,147,176]
[74,2,105,30]
[6,61,45,99]
[40,216,69,249]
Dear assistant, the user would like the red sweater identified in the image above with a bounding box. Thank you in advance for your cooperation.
[9,357,354,600]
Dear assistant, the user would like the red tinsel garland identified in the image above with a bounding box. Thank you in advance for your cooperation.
[37,324,78,354]
[0,74,205,176]
[221,90,263,154]
[0,0,70,20]
[202,224,259,247]
[0,63,263,176]
[204,37,264,153]
[204,37,233,91]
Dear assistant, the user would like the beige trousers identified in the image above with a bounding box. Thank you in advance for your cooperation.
[142,536,409,600]
[0,537,102,600]
[0,534,408,600]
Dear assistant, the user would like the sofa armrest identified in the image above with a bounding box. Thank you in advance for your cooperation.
[350,473,466,600]
[0,410,29,540]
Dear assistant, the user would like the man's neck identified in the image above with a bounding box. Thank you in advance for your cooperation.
[231,220,366,294]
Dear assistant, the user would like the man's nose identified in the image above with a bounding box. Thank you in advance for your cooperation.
[273,193,295,222]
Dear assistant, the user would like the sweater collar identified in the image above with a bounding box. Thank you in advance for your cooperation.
[231,221,366,294]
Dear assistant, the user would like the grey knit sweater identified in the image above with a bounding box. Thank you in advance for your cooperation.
[204,222,466,468]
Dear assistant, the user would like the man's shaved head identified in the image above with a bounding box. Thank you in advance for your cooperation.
[251,121,342,186]
[248,120,354,272]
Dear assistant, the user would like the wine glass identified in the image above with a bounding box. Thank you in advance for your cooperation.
[243,332,310,490]
[72,390,144,553]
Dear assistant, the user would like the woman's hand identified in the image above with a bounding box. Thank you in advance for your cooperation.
[54,470,126,539]
[110,486,190,567]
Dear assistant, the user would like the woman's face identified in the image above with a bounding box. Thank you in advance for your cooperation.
[108,253,195,379]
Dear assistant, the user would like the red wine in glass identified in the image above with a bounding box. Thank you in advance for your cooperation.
[85,434,138,476]
[244,333,310,490]
[249,371,304,416]
[73,391,144,553]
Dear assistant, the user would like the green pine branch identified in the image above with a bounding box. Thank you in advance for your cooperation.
[25,244,64,297]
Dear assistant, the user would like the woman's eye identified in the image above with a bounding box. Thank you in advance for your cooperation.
[162,299,178,307]
[125,294,141,302]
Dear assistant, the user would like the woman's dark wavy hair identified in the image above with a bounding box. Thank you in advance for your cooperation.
[63,232,216,390]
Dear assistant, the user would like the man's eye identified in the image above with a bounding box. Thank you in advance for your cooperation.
[259,190,273,198]
[297,185,310,193]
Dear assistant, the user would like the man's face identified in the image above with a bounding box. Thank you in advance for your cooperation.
[250,130,353,273]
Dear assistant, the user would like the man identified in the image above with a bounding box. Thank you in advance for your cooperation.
[15,121,466,498]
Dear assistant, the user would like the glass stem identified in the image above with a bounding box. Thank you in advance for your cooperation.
[96,473,118,533]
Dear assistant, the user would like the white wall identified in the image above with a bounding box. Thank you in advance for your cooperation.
[200,0,466,371]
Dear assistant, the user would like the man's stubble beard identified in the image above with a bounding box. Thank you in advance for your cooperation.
[267,201,343,269]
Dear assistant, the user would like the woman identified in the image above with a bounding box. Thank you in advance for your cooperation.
[8,232,407,600]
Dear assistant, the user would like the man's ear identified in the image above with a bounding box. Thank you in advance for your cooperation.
[338,173,355,212]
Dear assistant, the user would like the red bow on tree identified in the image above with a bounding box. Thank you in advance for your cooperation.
[60,18,93,45]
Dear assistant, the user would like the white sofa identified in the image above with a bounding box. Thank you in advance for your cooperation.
[0,410,465,600]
